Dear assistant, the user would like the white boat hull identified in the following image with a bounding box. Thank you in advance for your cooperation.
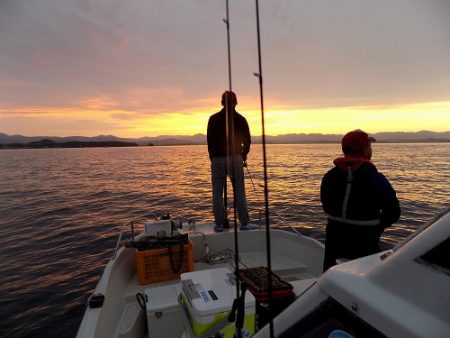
[77,222,324,338]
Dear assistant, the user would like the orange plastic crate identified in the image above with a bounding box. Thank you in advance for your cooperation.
[135,241,193,285]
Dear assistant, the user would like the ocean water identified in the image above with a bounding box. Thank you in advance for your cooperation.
[0,143,449,337]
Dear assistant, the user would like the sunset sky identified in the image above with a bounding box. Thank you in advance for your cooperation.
[1,0,450,137]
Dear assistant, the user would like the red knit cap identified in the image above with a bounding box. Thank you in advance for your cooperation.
[341,129,376,153]
[221,91,238,106]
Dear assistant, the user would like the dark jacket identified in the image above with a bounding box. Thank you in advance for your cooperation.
[207,108,251,160]
[321,157,401,271]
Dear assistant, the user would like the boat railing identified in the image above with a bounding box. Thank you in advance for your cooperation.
[111,213,160,260]
[112,228,124,260]
[111,208,305,260]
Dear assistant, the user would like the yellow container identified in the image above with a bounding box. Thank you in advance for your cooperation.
[181,292,255,338]
[180,267,255,338]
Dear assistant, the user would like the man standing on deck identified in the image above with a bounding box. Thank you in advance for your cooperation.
[321,129,401,271]
[207,91,251,232]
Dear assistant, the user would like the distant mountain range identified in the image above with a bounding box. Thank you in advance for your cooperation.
[1,131,449,146]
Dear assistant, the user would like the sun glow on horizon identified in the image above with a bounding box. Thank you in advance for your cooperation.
[1,100,449,138]
[252,100,450,136]
[218,100,450,137]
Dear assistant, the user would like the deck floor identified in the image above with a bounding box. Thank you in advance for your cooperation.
[125,249,316,302]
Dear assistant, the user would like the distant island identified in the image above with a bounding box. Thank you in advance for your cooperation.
[0,130,449,148]
[0,138,139,149]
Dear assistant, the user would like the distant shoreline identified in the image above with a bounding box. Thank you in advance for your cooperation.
[1,131,449,148]
[1,139,449,149]
[0,139,141,149]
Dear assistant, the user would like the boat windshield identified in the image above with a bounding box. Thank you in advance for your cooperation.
[416,236,450,275]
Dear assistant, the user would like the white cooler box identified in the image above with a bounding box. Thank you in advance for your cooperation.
[145,283,184,338]
[179,267,255,338]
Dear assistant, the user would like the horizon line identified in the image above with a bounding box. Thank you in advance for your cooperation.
[2,129,450,139]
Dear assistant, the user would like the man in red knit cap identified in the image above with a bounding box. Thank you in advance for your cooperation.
[321,129,401,271]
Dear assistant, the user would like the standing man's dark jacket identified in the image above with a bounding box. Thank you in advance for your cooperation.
[321,157,401,271]
[207,108,251,161]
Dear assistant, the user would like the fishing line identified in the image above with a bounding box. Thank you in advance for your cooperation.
[254,1,274,337]
[245,164,257,192]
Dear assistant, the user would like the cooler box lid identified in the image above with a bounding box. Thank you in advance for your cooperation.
[180,267,255,317]
[145,283,182,312]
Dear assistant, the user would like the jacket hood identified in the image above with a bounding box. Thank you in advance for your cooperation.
[333,156,375,172]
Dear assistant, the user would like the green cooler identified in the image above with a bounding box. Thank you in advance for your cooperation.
[179,267,255,338]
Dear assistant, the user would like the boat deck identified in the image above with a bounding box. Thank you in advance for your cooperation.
[78,223,324,338]
[124,247,317,305]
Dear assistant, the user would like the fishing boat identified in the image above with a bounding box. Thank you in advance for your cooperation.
[77,0,449,335]
[76,207,450,338]
[75,216,325,338]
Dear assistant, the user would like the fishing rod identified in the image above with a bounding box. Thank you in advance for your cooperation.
[223,0,232,91]
[254,1,275,337]
[222,0,237,230]
[223,0,242,320]
[222,1,230,227]
[224,0,238,235]
[223,3,247,338]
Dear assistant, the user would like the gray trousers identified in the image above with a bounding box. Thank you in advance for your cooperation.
[211,155,249,226]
